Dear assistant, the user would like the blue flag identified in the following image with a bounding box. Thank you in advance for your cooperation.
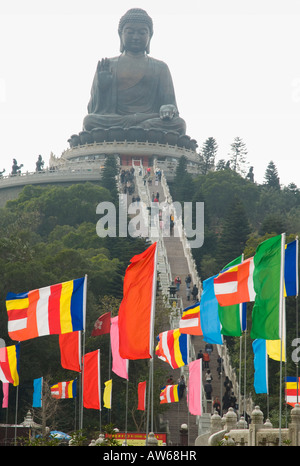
[33,377,43,408]
[200,276,223,345]
[285,240,298,297]
[252,339,268,394]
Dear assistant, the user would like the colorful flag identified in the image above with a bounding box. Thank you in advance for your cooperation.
[155,329,188,369]
[285,239,298,297]
[138,381,146,411]
[92,312,111,336]
[0,344,20,386]
[285,377,300,407]
[33,377,43,408]
[218,256,247,337]
[118,242,157,360]
[59,331,81,372]
[188,358,202,416]
[199,276,223,345]
[252,339,268,394]
[179,303,202,335]
[110,316,128,380]
[83,350,101,410]
[214,235,284,340]
[160,384,179,404]
[251,235,283,340]
[51,380,77,399]
[103,379,112,409]
[2,383,9,408]
[214,257,255,307]
[6,277,86,342]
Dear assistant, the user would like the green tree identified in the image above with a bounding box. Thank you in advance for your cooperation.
[216,196,251,268]
[228,137,249,176]
[200,137,218,174]
[264,160,280,190]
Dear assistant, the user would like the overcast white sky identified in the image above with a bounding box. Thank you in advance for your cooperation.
[0,0,300,187]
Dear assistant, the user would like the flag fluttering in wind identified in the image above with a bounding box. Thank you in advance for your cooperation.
[160,384,179,404]
[0,344,20,387]
[92,312,111,336]
[199,276,223,344]
[33,377,43,408]
[138,381,146,411]
[118,242,157,360]
[285,377,300,407]
[188,358,202,415]
[252,339,268,394]
[155,329,188,369]
[103,379,112,409]
[83,350,101,410]
[179,302,202,335]
[111,316,128,379]
[214,235,285,340]
[2,383,9,408]
[51,380,77,399]
[59,331,81,372]
[6,277,86,341]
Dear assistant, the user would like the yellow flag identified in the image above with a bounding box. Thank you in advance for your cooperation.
[266,339,285,362]
[103,379,112,409]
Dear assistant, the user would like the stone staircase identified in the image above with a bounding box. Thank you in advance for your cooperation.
[119,162,226,445]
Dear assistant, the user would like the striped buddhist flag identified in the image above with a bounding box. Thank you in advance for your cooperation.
[160,384,179,404]
[285,377,300,407]
[6,277,86,341]
[51,379,77,399]
[0,344,20,387]
[214,256,255,307]
[179,303,202,335]
[155,329,188,369]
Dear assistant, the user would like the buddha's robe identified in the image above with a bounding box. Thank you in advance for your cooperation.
[83,55,186,134]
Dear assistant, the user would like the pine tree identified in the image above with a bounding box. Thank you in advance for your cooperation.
[228,137,249,176]
[200,137,218,174]
[217,196,250,268]
[264,160,280,190]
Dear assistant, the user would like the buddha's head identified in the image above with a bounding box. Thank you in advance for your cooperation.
[118,8,153,54]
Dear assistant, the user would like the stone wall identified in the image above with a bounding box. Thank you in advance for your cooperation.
[197,404,300,446]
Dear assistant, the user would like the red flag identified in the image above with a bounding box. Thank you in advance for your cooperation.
[118,242,157,360]
[138,381,146,411]
[91,312,111,336]
[59,331,81,372]
[83,350,101,410]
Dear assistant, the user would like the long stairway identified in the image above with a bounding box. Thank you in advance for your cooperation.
[121,162,223,445]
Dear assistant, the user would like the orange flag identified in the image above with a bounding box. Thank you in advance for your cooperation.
[59,331,81,372]
[118,242,157,360]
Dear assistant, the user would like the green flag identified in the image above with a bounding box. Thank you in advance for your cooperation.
[251,234,284,340]
[218,256,245,337]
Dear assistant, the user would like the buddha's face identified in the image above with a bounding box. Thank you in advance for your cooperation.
[121,22,151,54]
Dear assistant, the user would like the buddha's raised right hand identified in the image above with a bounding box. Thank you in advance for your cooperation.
[97,58,112,91]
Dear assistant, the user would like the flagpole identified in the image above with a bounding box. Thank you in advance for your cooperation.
[279,233,286,446]
[125,378,129,446]
[146,243,158,445]
[238,253,244,420]
[80,275,88,431]
[14,385,19,446]
[295,236,299,403]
